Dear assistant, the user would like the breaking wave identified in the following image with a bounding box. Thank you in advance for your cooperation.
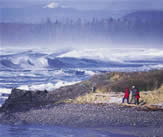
[0,47,163,90]
[1,48,163,70]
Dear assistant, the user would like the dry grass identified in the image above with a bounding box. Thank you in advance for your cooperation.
[64,85,163,105]
[140,85,163,105]
[65,92,110,104]
[65,69,163,105]
[64,84,163,105]
[109,73,122,82]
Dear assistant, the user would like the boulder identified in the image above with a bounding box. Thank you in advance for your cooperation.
[0,82,91,112]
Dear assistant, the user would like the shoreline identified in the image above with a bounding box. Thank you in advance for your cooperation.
[1,101,163,126]
[0,103,163,136]
[0,102,163,127]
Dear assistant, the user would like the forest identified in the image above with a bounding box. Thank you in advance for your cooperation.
[1,11,163,46]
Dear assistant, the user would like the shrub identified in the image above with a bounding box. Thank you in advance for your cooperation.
[90,69,163,92]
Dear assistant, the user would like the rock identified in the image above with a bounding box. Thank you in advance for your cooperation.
[1,88,48,112]
[0,83,91,113]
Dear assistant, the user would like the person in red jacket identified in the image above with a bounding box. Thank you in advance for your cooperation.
[136,88,140,105]
[122,87,130,104]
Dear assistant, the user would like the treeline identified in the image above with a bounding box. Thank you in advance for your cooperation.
[0,13,163,46]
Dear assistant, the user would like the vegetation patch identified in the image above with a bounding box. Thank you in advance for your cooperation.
[65,92,110,104]
[140,85,163,105]
[90,69,163,93]
[64,69,163,105]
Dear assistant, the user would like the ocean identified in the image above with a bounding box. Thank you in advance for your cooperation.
[0,124,138,137]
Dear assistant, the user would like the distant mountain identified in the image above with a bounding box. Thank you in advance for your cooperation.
[0,7,79,23]
[123,10,163,21]
[0,7,129,23]
[43,2,60,9]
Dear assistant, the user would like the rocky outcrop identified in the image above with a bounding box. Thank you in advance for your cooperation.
[0,82,91,112]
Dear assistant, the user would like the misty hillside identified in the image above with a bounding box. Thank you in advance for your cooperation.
[124,10,163,21]
[0,10,163,47]
[0,7,118,23]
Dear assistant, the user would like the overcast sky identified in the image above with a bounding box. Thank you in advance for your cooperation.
[1,0,163,10]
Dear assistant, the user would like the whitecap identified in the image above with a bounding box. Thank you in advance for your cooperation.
[84,70,96,76]
[17,85,30,90]
[57,48,163,63]
[0,88,12,94]
[17,81,80,91]
[54,80,80,89]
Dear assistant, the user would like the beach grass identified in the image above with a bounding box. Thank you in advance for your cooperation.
[140,85,163,105]
[64,85,163,105]
[65,92,110,104]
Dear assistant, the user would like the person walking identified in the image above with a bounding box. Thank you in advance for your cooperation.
[130,86,137,104]
[136,88,140,105]
[122,87,130,104]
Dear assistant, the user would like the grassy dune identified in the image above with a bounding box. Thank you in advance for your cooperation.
[65,70,163,105]
[91,69,163,92]
[140,85,163,105]
[65,92,110,104]
[65,86,163,105]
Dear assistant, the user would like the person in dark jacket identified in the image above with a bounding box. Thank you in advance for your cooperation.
[122,87,130,104]
[130,85,137,104]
